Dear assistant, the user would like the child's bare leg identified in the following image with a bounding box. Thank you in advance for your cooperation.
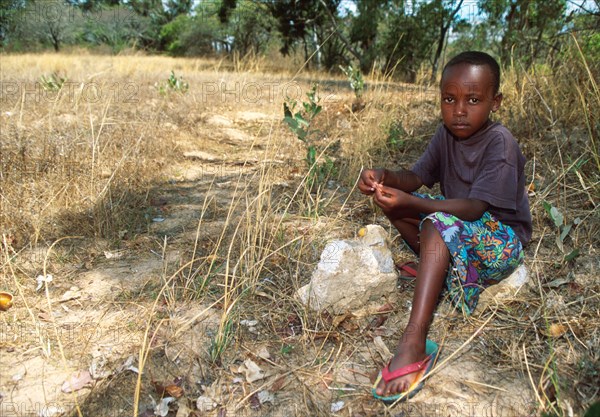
[381,207,421,253]
[375,219,449,396]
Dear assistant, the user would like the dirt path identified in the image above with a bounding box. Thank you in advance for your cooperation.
[1,103,539,417]
[0,108,285,416]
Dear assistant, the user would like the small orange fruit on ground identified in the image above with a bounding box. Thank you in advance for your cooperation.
[0,292,14,311]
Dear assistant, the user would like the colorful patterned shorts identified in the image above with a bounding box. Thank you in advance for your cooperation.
[414,193,524,314]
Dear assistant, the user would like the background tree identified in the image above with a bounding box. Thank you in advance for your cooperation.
[65,0,121,12]
[377,0,465,81]
[0,0,27,47]
[478,0,568,68]
[226,1,276,56]
[347,0,393,72]
[159,10,220,56]
[10,0,80,52]
[429,0,465,82]
[71,1,148,52]
[268,0,341,69]
[1,0,597,83]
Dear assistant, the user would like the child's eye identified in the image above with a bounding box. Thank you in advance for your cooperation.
[468,98,480,104]
[443,97,454,103]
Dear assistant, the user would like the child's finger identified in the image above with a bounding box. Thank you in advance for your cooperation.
[373,193,391,210]
[373,189,391,208]
[375,184,393,199]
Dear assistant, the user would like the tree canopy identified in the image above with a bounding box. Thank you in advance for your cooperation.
[1,0,598,80]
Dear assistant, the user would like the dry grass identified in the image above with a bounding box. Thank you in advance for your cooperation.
[0,49,598,417]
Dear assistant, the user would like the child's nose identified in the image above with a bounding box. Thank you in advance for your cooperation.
[454,101,467,116]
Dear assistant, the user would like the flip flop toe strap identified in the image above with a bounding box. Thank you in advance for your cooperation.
[400,262,417,277]
[381,355,431,383]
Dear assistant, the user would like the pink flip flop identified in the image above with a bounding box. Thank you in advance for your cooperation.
[380,356,431,383]
[372,340,439,403]
[396,261,418,280]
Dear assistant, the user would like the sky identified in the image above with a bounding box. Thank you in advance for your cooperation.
[338,0,599,22]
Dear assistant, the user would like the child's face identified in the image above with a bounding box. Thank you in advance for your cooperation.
[440,63,502,139]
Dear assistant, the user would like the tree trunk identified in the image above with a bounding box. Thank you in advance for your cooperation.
[313,24,321,70]
[303,36,310,70]
[318,0,365,68]
[500,1,519,65]
[49,25,60,52]
[430,0,464,84]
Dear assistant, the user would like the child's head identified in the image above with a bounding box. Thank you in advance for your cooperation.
[440,51,502,139]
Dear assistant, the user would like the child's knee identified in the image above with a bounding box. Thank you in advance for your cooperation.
[421,218,435,229]
[420,217,442,239]
[422,211,453,226]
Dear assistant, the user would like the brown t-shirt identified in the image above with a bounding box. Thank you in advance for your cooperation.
[411,122,532,246]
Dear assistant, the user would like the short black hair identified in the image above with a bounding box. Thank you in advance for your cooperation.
[442,51,501,94]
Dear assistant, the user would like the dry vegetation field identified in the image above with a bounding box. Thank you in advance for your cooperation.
[0,51,598,417]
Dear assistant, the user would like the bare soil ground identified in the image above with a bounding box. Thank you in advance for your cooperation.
[0,54,598,417]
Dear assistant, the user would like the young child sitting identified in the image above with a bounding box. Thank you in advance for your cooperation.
[359,51,532,402]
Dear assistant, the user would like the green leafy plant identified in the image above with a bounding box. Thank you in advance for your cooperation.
[280,344,293,355]
[387,120,406,150]
[542,201,580,262]
[283,84,336,189]
[155,70,189,95]
[339,64,364,100]
[283,83,322,141]
[40,73,66,91]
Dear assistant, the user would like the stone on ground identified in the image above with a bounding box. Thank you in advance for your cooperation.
[296,225,398,314]
[477,264,530,312]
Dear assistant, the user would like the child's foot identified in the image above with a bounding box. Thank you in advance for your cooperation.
[375,340,427,397]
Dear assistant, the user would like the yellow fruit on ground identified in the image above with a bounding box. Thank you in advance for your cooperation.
[0,292,13,311]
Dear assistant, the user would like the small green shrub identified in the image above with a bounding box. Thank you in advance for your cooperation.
[386,120,406,150]
[339,64,365,100]
[542,201,580,263]
[155,70,189,95]
[283,84,336,189]
[40,73,67,91]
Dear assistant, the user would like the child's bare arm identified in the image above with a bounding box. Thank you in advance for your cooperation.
[382,169,423,192]
[408,195,489,221]
[359,168,423,195]
[374,184,489,221]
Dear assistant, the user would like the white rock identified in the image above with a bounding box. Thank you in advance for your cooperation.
[223,127,252,142]
[154,397,175,417]
[206,114,233,127]
[235,111,273,122]
[196,395,216,412]
[39,406,63,417]
[477,265,530,312]
[256,345,271,360]
[331,401,344,412]
[297,225,398,314]
[183,150,218,161]
[240,358,265,383]
[257,390,274,404]
[35,274,53,291]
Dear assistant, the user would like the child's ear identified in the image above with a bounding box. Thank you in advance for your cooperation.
[491,93,503,112]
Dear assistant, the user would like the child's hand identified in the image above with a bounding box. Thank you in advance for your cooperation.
[373,183,410,210]
[358,168,386,195]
